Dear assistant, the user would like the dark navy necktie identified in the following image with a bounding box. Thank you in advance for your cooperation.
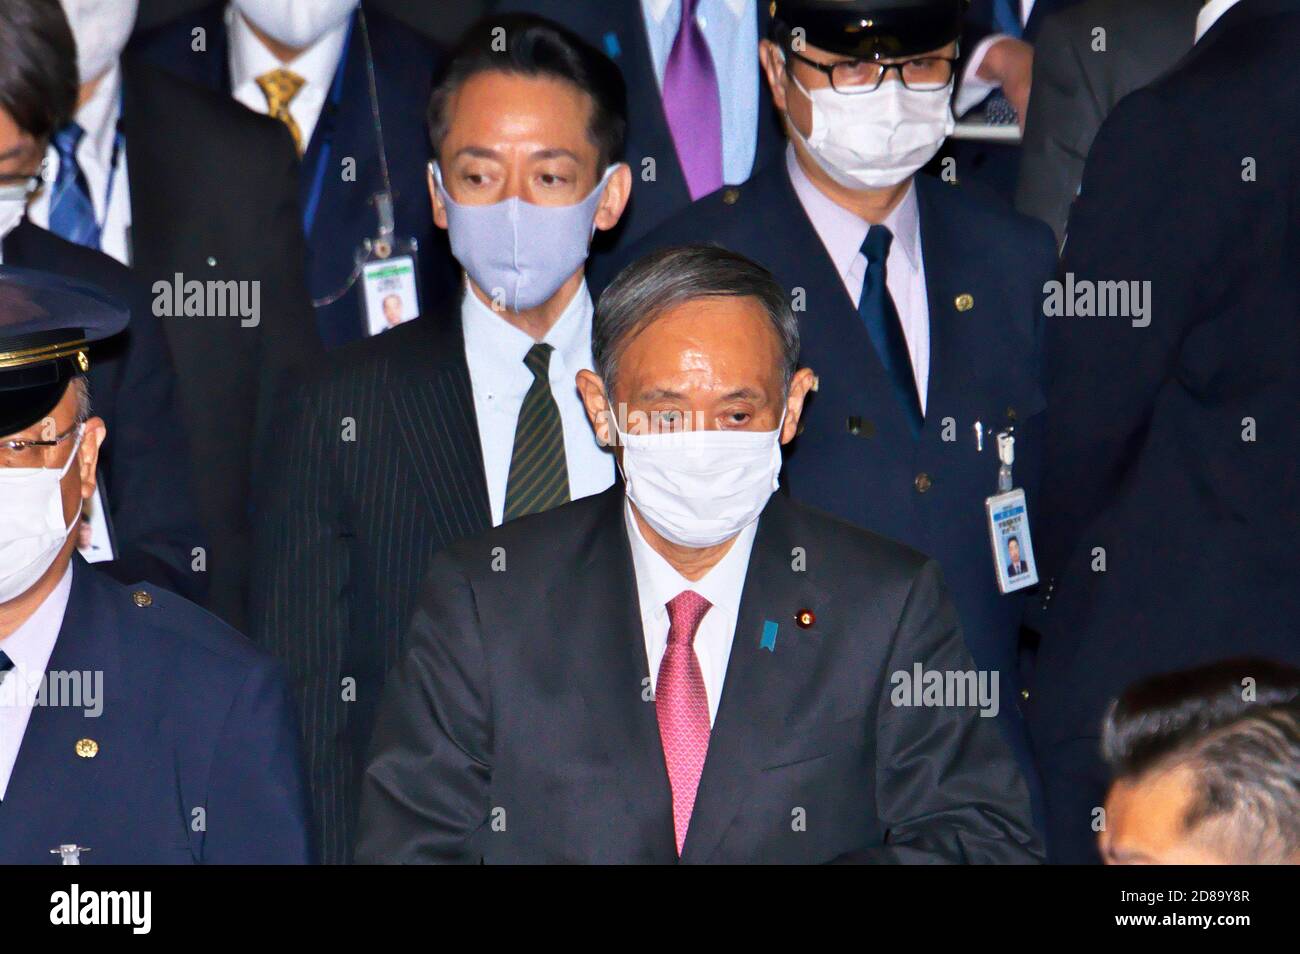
[0,649,13,686]
[858,225,924,435]
[48,122,102,250]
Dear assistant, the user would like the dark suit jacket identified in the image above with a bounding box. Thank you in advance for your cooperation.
[130,2,458,348]
[0,558,312,864]
[119,54,321,632]
[2,220,205,601]
[1030,0,1300,863]
[251,310,492,864]
[493,0,786,268]
[1015,0,1201,243]
[355,486,1041,863]
[595,164,1056,800]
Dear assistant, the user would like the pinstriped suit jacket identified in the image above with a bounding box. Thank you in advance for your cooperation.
[251,311,491,864]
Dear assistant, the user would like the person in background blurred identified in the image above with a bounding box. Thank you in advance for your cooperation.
[38,0,319,632]
[1100,659,1300,865]
[132,0,458,347]
[494,0,786,265]
[0,0,204,600]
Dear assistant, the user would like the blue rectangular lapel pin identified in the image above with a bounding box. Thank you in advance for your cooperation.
[602,32,622,59]
[760,620,779,652]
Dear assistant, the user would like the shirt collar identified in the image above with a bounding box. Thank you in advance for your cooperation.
[1195,0,1243,42]
[227,4,352,96]
[645,0,749,25]
[461,280,594,375]
[624,497,759,625]
[0,562,72,681]
[785,144,921,277]
[72,62,122,166]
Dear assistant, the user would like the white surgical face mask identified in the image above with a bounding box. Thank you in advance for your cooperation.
[60,0,139,85]
[783,51,955,190]
[0,180,34,241]
[232,0,358,50]
[616,414,784,549]
[0,426,83,604]
[433,162,616,313]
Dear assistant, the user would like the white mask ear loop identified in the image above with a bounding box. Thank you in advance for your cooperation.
[56,424,87,535]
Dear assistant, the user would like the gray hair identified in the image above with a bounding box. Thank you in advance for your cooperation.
[72,374,92,423]
[593,244,800,398]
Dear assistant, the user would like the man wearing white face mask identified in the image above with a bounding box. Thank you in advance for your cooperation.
[0,269,311,863]
[31,0,320,634]
[356,244,1041,864]
[601,0,1056,820]
[251,15,632,863]
[0,0,205,602]
[131,0,459,347]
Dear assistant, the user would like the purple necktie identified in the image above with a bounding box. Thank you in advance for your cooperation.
[661,0,724,200]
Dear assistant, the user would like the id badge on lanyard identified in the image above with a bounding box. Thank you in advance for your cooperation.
[357,191,420,335]
[983,428,1039,594]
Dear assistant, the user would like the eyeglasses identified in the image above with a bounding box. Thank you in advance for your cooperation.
[785,48,957,94]
[0,421,81,469]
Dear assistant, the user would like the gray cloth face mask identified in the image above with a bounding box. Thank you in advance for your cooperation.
[432,162,615,312]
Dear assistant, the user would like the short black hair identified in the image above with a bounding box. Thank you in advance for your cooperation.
[427,14,627,171]
[0,0,78,142]
[594,244,800,398]
[1006,535,1019,546]
[1103,658,1300,862]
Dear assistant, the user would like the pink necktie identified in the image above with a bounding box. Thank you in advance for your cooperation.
[657,589,713,855]
[661,0,724,200]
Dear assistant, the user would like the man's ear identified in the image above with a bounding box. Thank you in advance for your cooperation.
[593,163,633,233]
[780,367,817,445]
[575,369,614,446]
[78,417,107,500]
[759,39,790,114]
[428,162,448,230]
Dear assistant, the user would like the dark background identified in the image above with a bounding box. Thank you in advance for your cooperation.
[135,0,492,45]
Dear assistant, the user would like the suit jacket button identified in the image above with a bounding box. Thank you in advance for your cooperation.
[132,590,153,608]
[954,293,974,312]
[914,472,933,493]
[722,187,740,205]
[1020,689,1030,701]
[75,738,99,758]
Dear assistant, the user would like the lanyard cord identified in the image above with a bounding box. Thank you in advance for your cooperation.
[310,7,398,309]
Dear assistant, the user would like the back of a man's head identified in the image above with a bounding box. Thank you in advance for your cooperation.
[1101,659,1300,864]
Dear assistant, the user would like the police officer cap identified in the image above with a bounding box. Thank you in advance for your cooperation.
[0,266,128,436]
[770,0,968,60]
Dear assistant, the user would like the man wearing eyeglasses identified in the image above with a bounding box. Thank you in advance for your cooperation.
[598,0,1056,827]
[0,268,311,864]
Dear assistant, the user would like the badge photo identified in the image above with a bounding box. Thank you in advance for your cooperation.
[985,487,1038,594]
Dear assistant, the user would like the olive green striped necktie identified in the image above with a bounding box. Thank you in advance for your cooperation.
[503,343,571,522]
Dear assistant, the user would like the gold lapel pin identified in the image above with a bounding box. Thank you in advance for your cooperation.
[955,293,974,312]
[74,738,99,759]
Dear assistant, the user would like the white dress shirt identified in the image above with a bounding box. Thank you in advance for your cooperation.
[625,499,758,726]
[954,0,1038,116]
[0,564,72,800]
[786,146,931,413]
[1196,0,1243,41]
[228,5,351,150]
[28,63,133,266]
[461,282,615,526]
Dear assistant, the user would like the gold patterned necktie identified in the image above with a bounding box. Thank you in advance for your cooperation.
[255,68,307,154]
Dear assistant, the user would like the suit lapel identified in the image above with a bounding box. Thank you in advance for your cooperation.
[569,489,677,860]
[915,176,989,437]
[680,494,832,862]
[0,562,117,854]
[386,314,492,532]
